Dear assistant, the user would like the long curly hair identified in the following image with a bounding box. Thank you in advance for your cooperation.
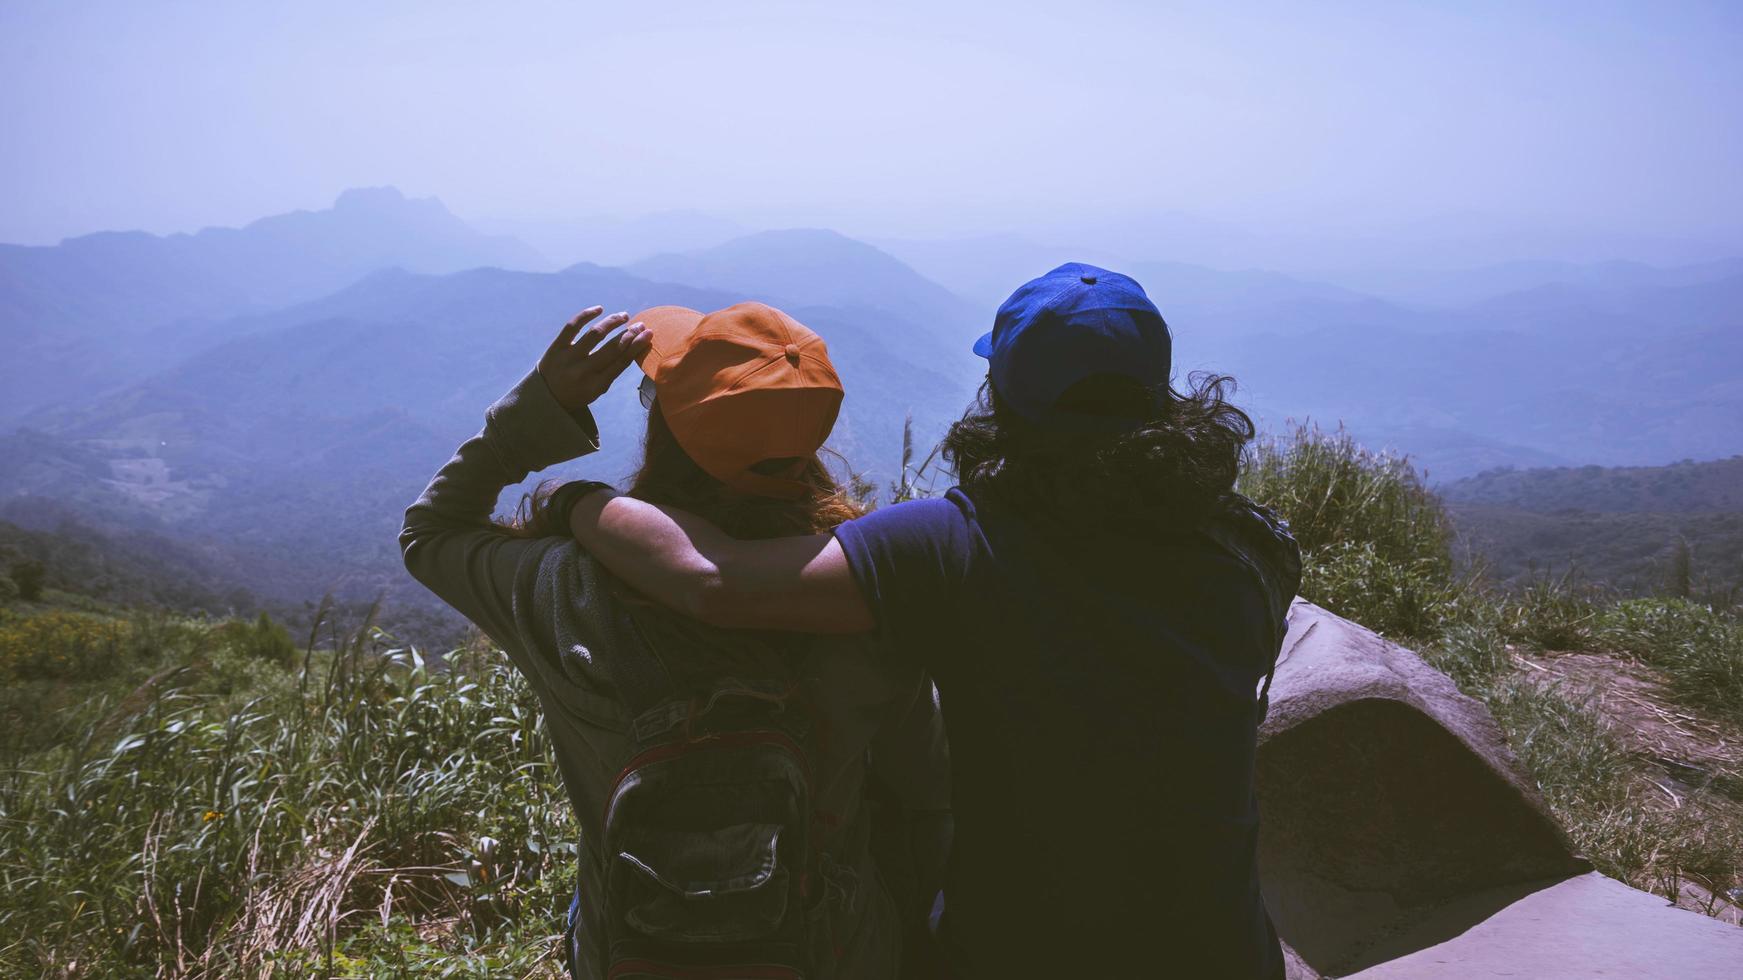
[941,371,1256,527]
[505,404,861,540]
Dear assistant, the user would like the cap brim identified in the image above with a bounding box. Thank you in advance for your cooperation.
[972,331,994,358]
[632,306,705,376]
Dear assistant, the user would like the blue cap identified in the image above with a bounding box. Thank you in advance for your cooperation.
[973,262,1171,430]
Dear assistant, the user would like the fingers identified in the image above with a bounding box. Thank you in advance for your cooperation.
[585,321,651,388]
[539,311,650,408]
[548,305,603,355]
[574,311,630,355]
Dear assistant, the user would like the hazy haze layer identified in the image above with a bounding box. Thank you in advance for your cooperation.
[4,0,1741,271]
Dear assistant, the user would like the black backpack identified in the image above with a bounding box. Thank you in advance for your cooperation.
[597,608,832,980]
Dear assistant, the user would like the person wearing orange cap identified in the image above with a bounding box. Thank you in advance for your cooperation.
[399,304,950,979]
[559,266,1302,979]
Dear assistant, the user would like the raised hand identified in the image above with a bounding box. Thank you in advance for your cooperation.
[538,306,652,412]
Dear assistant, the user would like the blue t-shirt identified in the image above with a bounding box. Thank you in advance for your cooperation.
[834,487,1297,979]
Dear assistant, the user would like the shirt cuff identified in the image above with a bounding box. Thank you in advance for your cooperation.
[484,370,602,473]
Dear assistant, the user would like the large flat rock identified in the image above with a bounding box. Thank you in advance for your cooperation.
[1347,872,1743,978]
[1259,601,1740,977]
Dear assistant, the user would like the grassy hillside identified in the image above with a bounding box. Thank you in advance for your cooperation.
[0,597,573,978]
[0,502,465,647]
[2,425,1738,976]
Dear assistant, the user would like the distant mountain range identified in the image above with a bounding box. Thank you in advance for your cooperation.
[1,188,1739,631]
[0,187,547,419]
[876,235,1742,478]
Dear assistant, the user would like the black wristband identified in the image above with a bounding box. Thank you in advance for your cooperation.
[543,480,615,533]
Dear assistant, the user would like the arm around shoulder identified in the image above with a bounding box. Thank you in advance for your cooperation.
[567,491,873,633]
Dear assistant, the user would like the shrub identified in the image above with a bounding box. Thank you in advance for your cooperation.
[1495,572,1602,651]
[1241,423,1451,568]
[214,611,298,668]
[1240,424,1460,637]
[0,610,129,682]
[1302,539,1464,638]
[1425,618,1514,693]
[9,559,46,602]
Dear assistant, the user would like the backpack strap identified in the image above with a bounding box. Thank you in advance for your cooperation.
[1195,495,1298,726]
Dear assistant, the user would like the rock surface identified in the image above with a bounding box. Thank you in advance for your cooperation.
[1261,600,1742,978]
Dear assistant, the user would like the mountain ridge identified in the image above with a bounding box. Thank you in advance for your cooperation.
[0,187,547,420]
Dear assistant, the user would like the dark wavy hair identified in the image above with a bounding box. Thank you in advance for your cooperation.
[941,371,1255,527]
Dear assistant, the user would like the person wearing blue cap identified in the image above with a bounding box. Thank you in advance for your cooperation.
[560,264,1301,979]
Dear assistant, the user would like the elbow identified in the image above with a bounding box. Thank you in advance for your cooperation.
[397,516,419,569]
[398,513,435,586]
[675,571,749,628]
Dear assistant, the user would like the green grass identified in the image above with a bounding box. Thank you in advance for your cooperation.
[0,607,575,979]
[1240,423,1468,638]
[1595,598,1743,728]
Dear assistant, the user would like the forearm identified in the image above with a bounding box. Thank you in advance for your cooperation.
[565,492,873,633]
[399,371,602,632]
[564,491,737,620]
[400,430,520,561]
[401,371,598,543]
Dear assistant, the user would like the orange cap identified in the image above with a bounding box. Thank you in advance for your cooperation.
[633,302,844,500]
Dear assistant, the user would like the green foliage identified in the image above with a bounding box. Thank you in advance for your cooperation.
[0,609,130,682]
[10,558,46,601]
[1666,536,1693,599]
[0,616,576,979]
[1241,423,1461,637]
[1449,505,1743,602]
[1421,618,1514,692]
[1492,572,1602,652]
[1242,423,1451,565]
[214,612,299,668]
[1484,677,1742,903]
[1297,540,1465,640]
[1444,455,1743,514]
[1596,598,1743,727]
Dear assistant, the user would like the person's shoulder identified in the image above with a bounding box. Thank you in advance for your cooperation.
[1217,493,1299,557]
[845,490,976,536]
[941,486,979,520]
[1203,492,1303,600]
[833,491,982,581]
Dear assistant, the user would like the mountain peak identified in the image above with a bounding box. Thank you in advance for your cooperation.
[625,228,974,326]
[332,186,441,214]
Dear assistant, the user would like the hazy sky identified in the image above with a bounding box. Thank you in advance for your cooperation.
[4,0,1740,265]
